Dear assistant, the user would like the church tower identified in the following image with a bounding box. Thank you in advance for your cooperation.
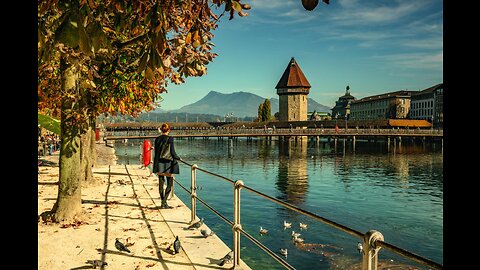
[275,57,311,122]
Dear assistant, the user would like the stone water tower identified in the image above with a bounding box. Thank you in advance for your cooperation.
[275,57,311,122]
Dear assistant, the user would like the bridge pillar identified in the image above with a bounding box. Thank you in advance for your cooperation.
[334,137,337,153]
[353,136,356,153]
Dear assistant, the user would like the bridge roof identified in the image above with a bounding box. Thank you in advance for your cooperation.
[275,57,311,89]
[388,119,432,128]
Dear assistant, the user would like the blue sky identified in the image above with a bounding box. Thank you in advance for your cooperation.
[158,0,443,111]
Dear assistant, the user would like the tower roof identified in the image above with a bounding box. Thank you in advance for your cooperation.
[275,57,311,89]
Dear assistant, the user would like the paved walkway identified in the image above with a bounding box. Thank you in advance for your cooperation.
[38,149,251,270]
[102,164,251,270]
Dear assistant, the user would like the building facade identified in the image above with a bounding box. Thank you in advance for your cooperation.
[331,85,356,119]
[350,90,416,120]
[434,84,443,128]
[410,83,443,127]
[275,58,311,122]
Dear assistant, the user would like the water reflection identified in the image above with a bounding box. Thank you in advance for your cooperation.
[113,137,443,269]
[276,137,309,204]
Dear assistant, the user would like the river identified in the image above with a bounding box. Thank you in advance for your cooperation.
[114,136,443,270]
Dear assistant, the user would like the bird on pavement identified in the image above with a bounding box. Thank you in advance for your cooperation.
[115,238,131,253]
[187,218,204,230]
[201,228,215,238]
[217,250,234,266]
[86,260,108,269]
[173,236,181,255]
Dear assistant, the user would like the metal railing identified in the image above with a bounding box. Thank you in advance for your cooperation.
[175,159,443,270]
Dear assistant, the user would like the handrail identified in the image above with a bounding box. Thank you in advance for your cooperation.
[176,159,443,270]
[173,163,294,269]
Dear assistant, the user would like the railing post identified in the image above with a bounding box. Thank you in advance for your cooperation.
[190,164,198,224]
[233,180,244,268]
[362,230,384,270]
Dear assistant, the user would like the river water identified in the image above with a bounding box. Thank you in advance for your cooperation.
[114,136,443,270]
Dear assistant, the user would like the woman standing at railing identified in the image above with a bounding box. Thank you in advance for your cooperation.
[153,123,182,209]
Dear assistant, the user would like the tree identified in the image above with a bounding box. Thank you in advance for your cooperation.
[261,99,272,122]
[38,0,252,223]
[257,102,264,122]
[256,99,272,122]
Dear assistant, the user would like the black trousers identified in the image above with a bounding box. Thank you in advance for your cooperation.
[158,175,173,201]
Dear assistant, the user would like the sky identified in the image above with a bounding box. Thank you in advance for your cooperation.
[157,0,443,111]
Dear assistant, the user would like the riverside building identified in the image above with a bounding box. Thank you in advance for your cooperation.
[350,90,416,120]
[331,85,356,120]
[410,83,443,127]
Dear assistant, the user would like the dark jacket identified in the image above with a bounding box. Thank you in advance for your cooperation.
[153,135,181,174]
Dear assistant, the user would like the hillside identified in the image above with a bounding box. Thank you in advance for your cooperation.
[169,91,331,117]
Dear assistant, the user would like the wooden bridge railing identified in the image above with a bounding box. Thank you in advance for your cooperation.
[103,127,443,140]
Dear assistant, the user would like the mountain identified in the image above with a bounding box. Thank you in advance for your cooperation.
[169,91,332,117]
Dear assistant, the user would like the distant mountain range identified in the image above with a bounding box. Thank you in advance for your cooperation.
[159,91,331,117]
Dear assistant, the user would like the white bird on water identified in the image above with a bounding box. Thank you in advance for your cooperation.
[291,231,301,238]
[283,220,292,229]
[299,222,308,230]
[259,226,268,235]
[293,235,304,244]
[280,248,288,258]
[357,242,364,254]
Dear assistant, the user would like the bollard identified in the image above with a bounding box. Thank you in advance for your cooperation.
[362,230,384,270]
[190,164,198,224]
[233,180,244,268]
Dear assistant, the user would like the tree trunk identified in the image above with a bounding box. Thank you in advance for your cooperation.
[51,56,84,223]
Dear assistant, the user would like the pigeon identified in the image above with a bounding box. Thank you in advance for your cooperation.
[357,242,364,254]
[217,250,233,266]
[187,218,204,230]
[283,220,292,229]
[86,260,108,269]
[259,226,268,235]
[173,236,181,254]
[115,238,131,253]
[299,222,308,230]
[291,231,301,238]
[200,228,215,238]
[280,248,288,258]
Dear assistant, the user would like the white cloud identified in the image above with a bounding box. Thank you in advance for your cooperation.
[333,0,432,25]
[249,0,296,10]
[373,51,443,70]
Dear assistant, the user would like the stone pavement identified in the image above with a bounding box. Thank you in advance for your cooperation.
[104,164,252,270]
[38,151,251,270]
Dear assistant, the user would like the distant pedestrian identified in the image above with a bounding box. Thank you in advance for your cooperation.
[153,123,181,209]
